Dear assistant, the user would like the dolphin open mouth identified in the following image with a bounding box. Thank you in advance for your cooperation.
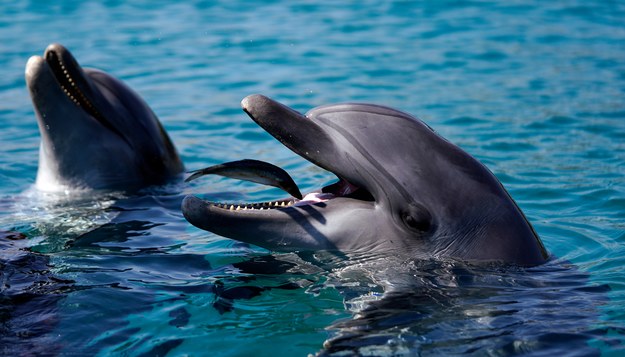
[182,95,377,250]
[185,94,375,211]
[44,46,102,120]
[184,155,373,210]
[32,43,128,141]
[188,175,368,211]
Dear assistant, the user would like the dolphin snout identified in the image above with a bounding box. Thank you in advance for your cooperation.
[25,55,45,82]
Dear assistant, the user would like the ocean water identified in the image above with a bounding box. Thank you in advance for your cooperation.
[1,1,624,356]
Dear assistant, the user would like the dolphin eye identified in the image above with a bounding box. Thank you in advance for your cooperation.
[401,204,432,232]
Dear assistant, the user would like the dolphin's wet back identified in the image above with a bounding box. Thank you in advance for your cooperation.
[25,43,183,192]
[182,95,548,266]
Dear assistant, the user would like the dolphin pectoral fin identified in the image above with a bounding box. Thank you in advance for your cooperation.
[185,159,302,199]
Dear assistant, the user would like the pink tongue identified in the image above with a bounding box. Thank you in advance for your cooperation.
[293,192,336,206]
[338,181,359,196]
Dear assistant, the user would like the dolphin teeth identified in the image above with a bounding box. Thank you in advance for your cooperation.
[213,201,294,210]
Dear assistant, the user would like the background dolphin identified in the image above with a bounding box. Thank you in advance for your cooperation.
[25,43,183,192]
[183,95,549,266]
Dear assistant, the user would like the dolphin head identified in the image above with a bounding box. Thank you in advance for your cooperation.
[25,43,183,192]
[182,95,548,266]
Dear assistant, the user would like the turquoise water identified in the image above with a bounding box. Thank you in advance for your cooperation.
[1,1,624,355]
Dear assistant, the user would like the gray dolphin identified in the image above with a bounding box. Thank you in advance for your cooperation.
[25,43,183,192]
[182,95,548,266]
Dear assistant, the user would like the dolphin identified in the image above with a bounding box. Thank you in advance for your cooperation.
[25,43,183,192]
[182,95,548,266]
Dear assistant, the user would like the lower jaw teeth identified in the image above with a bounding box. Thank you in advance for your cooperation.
[210,192,339,211]
[212,201,294,210]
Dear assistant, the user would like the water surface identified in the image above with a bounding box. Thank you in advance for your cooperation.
[1,1,624,355]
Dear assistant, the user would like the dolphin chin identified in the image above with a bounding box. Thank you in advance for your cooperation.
[182,95,549,266]
[26,43,183,192]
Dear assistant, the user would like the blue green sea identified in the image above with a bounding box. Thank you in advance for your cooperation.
[1,1,624,356]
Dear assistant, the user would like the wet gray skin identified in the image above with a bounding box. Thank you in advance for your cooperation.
[25,43,183,192]
[182,95,548,266]
[186,159,303,200]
